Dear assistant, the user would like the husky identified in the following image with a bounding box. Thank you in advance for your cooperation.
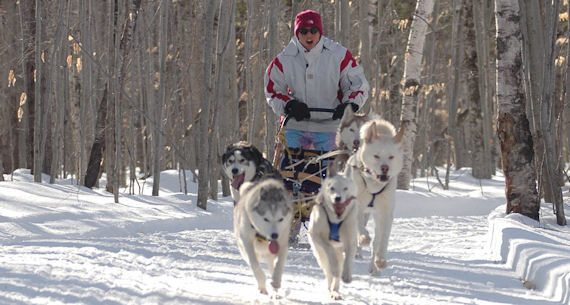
[234,178,293,295]
[308,174,358,300]
[343,118,404,274]
[221,141,281,203]
[328,106,371,175]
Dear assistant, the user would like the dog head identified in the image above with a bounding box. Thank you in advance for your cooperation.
[357,119,405,182]
[221,141,263,190]
[316,174,357,221]
[248,179,292,241]
[335,106,370,152]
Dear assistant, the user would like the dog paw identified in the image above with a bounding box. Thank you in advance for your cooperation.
[375,258,387,269]
[368,264,379,275]
[330,291,343,300]
[259,287,268,295]
[358,235,371,246]
[342,272,352,283]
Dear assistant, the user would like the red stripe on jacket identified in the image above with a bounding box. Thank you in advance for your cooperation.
[266,57,289,102]
[340,50,357,72]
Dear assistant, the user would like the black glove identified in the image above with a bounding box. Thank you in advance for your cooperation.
[332,102,359,120]
[285,100,310,121]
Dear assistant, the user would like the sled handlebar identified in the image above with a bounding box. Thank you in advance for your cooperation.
[282,108,336,127]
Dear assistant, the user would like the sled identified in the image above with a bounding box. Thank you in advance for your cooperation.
[273,108,339,248]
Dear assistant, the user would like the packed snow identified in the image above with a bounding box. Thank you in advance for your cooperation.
[0,168,568,304]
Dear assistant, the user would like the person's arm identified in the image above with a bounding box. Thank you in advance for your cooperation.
[338,50,369,109]
[264,57,292,116]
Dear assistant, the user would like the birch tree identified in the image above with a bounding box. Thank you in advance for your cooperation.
[397,0,435,190]
[494,0,540,220]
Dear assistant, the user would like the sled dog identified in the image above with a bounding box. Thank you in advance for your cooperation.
[344,118,404,274]
[308,174,358,300]
[221,141,281,203]
[234,178,293,295]
[329,106,371,175]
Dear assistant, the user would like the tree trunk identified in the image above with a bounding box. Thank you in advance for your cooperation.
[33,0,43,182]
[19,0,36,172]
[473,0,495,178]
[494,0,540,220]
[464,1,489,179]
[397,0,435,190]
[447,0,469,170]
[520,0,566,225]
[84,87,108,188]
[197,0,215,210]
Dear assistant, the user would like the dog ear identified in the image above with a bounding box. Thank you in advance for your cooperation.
[249,146,264,165]
[363,121,378,144]
[340,104,354,122]
[394,124,406,144]
[315,190,324,205]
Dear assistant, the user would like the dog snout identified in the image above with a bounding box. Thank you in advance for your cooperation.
[334,196,342,203]
[271,233,279,240]
[231,168,239,175]
[381,164,389,173]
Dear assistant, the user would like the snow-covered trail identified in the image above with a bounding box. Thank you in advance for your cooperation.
[0,206,556,304]
[0,170,563,304]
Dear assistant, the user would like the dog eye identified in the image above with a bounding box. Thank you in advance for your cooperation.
[374,155,380,159]
[349,128,355,132]
[389,156,394,160]
[264,218,269,222]
[278,218,284,222]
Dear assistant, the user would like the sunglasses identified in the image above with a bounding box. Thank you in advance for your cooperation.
[298,27,319,35]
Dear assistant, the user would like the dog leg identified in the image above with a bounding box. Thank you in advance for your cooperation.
[357,205,371,243]
[342,241,356,284]
[270,244,288,292]
[311,234,340,294]
[369,208,394,274]
[241,241,268,294]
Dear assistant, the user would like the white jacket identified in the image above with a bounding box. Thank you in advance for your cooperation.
[265,36,369,133]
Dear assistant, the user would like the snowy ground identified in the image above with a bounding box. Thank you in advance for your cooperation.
[0,168,568,304]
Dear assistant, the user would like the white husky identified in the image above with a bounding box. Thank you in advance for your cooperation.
[344,118,404,274]
[234,178,293,295]
[308,174,358,300]
[328,106,371,175]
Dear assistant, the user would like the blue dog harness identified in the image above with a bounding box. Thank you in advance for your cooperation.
[324,209,343,241]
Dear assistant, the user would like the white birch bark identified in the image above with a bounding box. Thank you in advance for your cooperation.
[494,0,540,220]
[397,0,435,190]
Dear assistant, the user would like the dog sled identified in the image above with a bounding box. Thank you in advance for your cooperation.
[272,108,343,248]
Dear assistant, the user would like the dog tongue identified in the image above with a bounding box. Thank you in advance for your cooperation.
[334,198,353,217]
[269,240,279,254]
[231,173,245,189]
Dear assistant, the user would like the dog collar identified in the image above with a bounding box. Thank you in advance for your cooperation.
[250,224,269,242]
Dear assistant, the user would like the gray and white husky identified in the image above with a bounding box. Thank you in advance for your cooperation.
[308,174,358,300]
[344,118,404,274]
[234,178,293,295]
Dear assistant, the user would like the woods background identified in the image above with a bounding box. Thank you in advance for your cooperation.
[0,0,567,224]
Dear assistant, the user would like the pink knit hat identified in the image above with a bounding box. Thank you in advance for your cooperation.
[294,10,323,38]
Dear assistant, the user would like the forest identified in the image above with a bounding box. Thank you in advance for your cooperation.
[0,0,566,225]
